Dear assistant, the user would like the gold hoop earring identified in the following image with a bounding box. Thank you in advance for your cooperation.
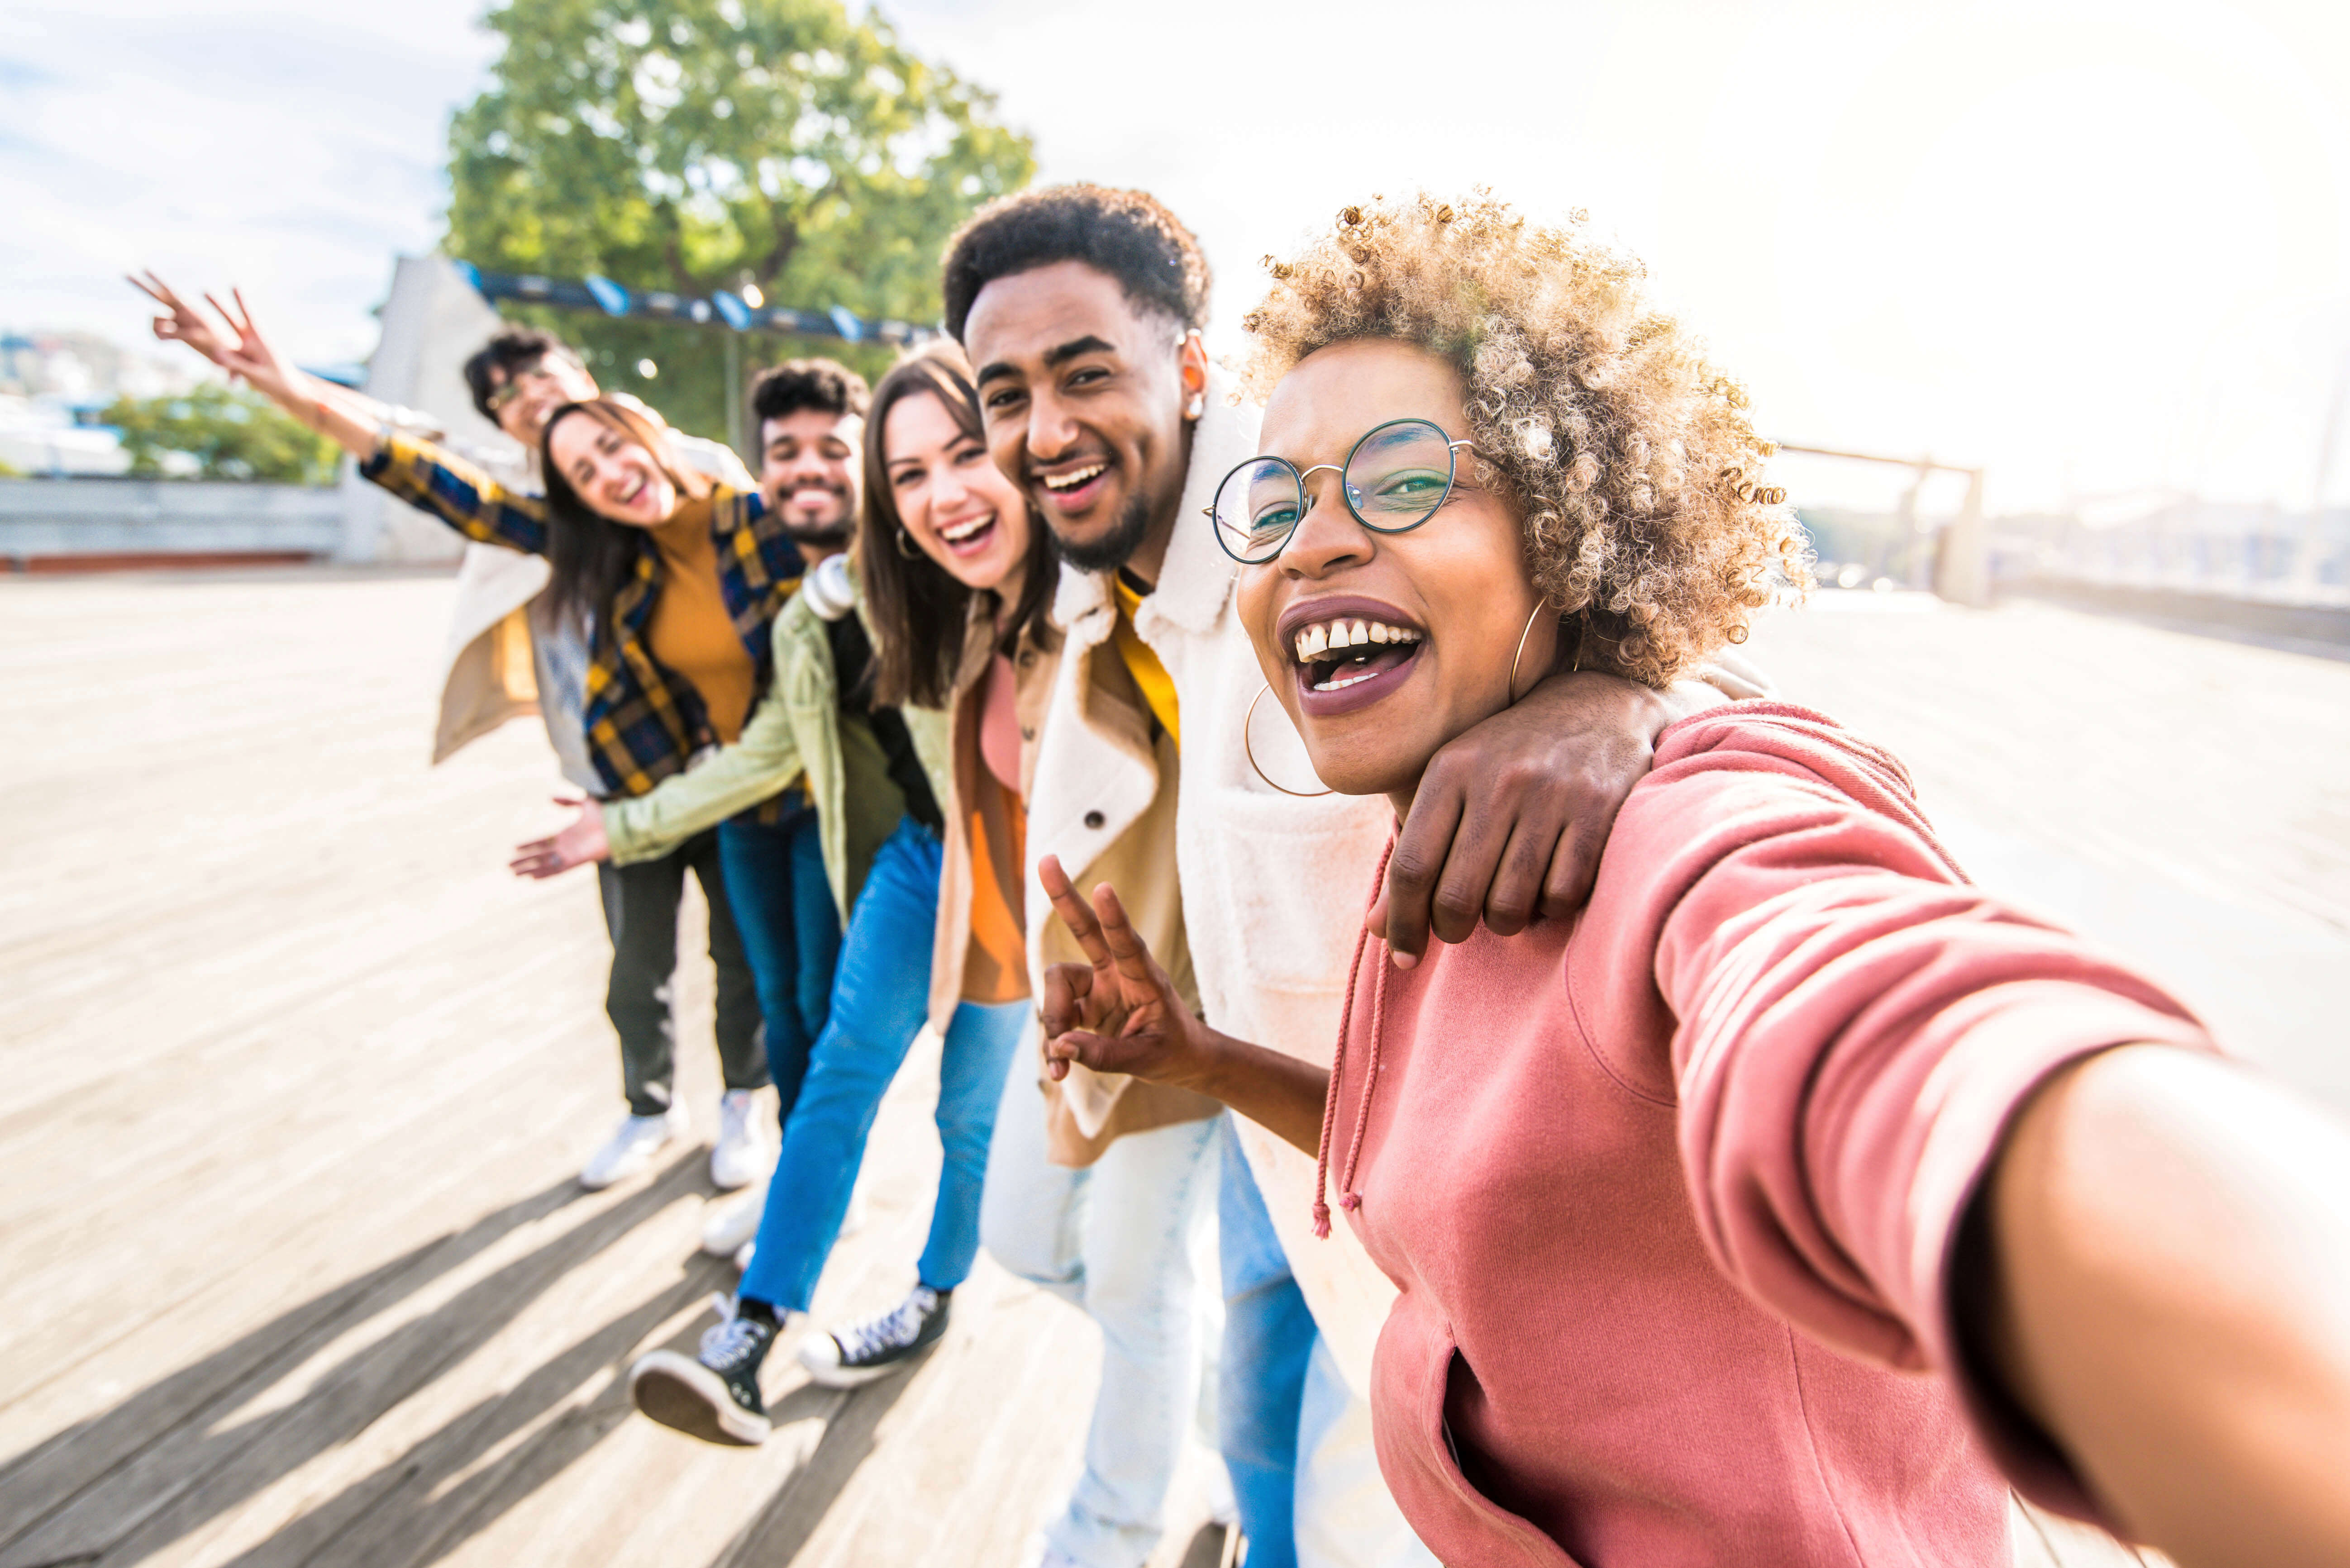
[894,527,920,560]
[1506,602,1549,704]
[1244,684,1332,798]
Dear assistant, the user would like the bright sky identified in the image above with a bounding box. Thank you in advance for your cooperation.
[7,0,2348,514]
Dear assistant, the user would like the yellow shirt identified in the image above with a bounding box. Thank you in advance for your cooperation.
[1110,568,1179,751]
[646,498,756,744]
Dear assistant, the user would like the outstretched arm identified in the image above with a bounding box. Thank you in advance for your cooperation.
[199,286,386,462]
[132,276,386,461]
[130,271,401,442]
[1969,1045,2350,1567]
[134,276,545,552]
[1611,708,2350,1567]
[1038,855,1328,1155]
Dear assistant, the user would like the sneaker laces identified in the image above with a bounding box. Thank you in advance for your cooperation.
[834,1287,937,1363]
[698,1294,770,1370]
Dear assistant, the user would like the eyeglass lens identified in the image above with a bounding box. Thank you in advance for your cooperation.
[488,359,553,411]
[1211,419,1459,562]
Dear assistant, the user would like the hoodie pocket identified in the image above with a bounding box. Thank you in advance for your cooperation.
[1380,1313,1581,1568]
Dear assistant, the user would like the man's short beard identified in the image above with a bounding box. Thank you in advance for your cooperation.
[784,519,852,549]
[1055,491,1156,575]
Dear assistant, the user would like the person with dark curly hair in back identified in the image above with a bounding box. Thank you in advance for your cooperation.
[1039,192,2350,1568]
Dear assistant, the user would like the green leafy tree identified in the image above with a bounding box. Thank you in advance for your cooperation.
[444,0,1035,439]
[104,385,341,484]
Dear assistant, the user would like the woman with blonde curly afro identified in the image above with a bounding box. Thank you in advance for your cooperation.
[1033,193,2350,1567]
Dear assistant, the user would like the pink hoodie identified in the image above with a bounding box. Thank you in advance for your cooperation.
[1315,703,2215,1566]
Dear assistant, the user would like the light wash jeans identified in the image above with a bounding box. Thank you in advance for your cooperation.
[739,817,1027,1312]
[982,1050,1220,1568]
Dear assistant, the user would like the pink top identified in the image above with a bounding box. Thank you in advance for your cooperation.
[1318,704,2215,1567]
[978,649,1024,794]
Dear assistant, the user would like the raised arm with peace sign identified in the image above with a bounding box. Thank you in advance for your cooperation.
[1037,854,1330,1156]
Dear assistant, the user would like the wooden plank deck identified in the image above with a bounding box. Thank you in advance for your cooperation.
[7,570,2335,1566]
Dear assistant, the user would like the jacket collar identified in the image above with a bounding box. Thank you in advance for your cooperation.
[1050,366,1262,642]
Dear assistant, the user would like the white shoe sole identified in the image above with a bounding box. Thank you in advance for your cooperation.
[627,1351,769,1446]
[578,1150,656,1192]
[701,1193,763,1256]
[795,1332,939,1390]
[709,1152,763,1191]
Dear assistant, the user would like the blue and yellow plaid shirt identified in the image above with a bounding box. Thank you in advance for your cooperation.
[362,433,806,807]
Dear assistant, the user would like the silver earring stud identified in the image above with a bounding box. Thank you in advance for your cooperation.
[1185,394,1205,419]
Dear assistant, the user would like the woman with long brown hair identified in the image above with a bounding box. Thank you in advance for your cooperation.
[518,342,1063,1442]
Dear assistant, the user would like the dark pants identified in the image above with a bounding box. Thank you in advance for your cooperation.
[717,804,842,1130]
[595,827,766,1117]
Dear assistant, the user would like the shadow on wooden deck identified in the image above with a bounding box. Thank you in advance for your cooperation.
[0,1153,911,1568]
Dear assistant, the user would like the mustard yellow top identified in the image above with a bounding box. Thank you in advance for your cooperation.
[1110,567,1180,751]
[646,497,756,744]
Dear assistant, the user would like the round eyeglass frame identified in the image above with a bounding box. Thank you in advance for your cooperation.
[1205,417,1477,565]
[485,358,559,414]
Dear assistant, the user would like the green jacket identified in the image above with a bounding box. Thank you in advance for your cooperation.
[601,556,950,924]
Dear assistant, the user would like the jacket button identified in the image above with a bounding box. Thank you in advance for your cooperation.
[1083,810,1105,829]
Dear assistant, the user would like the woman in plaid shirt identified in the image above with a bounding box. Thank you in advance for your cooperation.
[195,289,809,1192]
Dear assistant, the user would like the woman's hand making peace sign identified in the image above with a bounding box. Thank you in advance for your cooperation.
[1038,854,1333,1156]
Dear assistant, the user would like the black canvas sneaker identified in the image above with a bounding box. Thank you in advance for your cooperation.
[796,1286,951,1388]
[628,1295,778,1444]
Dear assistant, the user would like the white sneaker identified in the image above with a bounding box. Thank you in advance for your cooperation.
[702,1190,763,1256]
[796,1286,951,1387]
[710,1089,766,1190]
[580,1106,685,1190]
[703,1180,858,1260]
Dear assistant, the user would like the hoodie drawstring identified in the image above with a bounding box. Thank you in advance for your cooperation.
[1314,844,1398,1239]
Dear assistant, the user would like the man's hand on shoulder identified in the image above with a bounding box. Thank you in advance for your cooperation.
[1376,670,1726,967]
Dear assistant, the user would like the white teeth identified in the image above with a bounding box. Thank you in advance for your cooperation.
[1041,464,1105,491]
[940,514,991,543]
[1291,617,1421,663]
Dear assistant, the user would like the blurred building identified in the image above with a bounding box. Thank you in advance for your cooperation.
[0,329,209,477]
[1991,500,2350,605]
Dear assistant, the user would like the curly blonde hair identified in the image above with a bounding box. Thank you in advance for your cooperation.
[1240,192,1810,686]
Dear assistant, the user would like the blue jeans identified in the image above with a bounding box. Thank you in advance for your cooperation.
[718,802,839,1123]
[739,817,1027,1312]
[1217,1116,1313,1568]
